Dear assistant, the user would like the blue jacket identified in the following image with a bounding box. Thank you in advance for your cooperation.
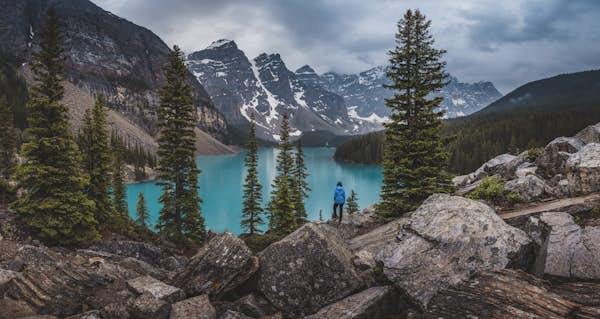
[334,185,346,204]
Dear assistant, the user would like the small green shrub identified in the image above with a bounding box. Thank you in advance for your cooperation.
[468,176,521,206]
[526,147,544,162]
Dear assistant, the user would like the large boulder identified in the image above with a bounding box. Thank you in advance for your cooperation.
[537,137,584,178]
[461,153,518,185]
[258,223,364,317]
[129,293,170,319]
[328,206,383,240]
[566,143,600,195]
[173,232,258,299]
[375,194,532,309]
[504,174,554,202]
[170,295,216,319]
[527,212,600,279]
[88,241,163,265]
[304,286,401,319]
[349,218,409,271]
[575,123,600,144]
[127,276,185,303]
[219,310,252,319]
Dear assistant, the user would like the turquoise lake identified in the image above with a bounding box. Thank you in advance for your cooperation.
[126,147,382,235]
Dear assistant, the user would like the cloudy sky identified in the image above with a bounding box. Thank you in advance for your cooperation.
[95,0,600,93]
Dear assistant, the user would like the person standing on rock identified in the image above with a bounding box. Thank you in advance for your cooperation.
[333,182,346,222]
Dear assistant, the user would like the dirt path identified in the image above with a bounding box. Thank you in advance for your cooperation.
[499,193,600,219]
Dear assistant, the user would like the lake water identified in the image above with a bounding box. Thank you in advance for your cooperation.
[126,147,382,235]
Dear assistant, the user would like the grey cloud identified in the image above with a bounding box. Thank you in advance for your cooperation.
[94,0,600,93]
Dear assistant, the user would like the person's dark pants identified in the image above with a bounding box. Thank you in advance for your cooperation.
[333,203,344,222]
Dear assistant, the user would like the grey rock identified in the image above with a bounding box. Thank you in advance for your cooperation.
[0,268,19,287]
[159,256,188,272]
[462,153,518,185]
[0,298,37,319]
[89,241,163,265]
[537,136,584,178]
[15,245,56,266]
[173,232,258,298]
[575,122,600,144]
[130,293,170,319]
[514,162,538,178]
[504,174,553,202]
[375,194,532,309]
[566,143,600,195]
[571,227,600,279]
[219,310,253,319]
[328,206,383,240]
[127,276,185,303]
[349,218,409,271]
[64,310,103,319]
[258,223,364,317]
[304,286,400,319]
[231,294,276,318]
[170,294,216,319]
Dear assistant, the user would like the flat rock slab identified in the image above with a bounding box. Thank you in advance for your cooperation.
[130,293,170,319]
[127,276,185,303]
[258,223,364,317]
[376,194,532,309]
[304,286,400,319]
[170,294,216,319]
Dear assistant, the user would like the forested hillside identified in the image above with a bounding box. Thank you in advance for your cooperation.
[0,54,27,129]
[334,70,600,173]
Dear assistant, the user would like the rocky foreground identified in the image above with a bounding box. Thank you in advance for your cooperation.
[5,123,600,318]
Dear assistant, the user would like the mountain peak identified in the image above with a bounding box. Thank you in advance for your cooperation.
[296,65,316,75]
[206,39,237,50]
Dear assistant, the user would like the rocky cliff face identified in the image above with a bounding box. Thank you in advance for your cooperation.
[0,0,229,145]
[187,40,358,141]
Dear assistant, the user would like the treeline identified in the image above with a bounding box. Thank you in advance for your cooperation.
[0,54,28,129]
[109,132,157,181]
[335,89,600,174]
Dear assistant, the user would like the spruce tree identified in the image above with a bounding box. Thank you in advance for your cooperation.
[378,9,453,220]
[112,145,129,232]
[79,95,114,229]
[13,8,98,244]
[135,192,150,228]
[291,139,309,226]
[346,189,359,214]
[268,114,296,235]
[0,96,17,206]
[156,46,206,245]
[241,113,264,235]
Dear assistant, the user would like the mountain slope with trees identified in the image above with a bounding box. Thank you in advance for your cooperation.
[335,69,600,173]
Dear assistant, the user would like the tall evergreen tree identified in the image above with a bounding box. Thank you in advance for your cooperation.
[156,46,206,245]
[378,9,453,220]
[0,96,17,206]
[135,192,150,228]
[291,139,309,226]
[112,145,129,232]
[346,189,359,214]
[241,113,264,235]
[78,94,113,229]
[13,8,98,244]
[268,114,296,235]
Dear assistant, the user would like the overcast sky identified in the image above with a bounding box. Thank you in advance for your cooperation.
[95,0,600,93]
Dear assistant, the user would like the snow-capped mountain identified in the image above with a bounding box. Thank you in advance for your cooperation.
[187,40,358,141]
[322,66,503,121]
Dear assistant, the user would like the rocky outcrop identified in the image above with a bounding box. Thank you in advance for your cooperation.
[349,218,409,271]
[575,123,600,144]
[220,310,252,319]
[566,143,600,195]
[88,240,163,265]
[130,293,171,319]
[173,232,258,299]
[304,286,401,319]
[376,194,532,309]
[537,137,584,178]
[327,206,384,240]
[504,174,554,201]
[527,212,600,279]
[258,223,364,317]
[455,153,518,186]
[170,295,216,319]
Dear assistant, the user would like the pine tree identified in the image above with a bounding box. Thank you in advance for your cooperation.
[268,114,296,235]
[78,94,114,229]
[241,113,264,235]
[346,189,359,214]
[156,46,206,245]
[378,9,453,220]
[291,139,309,227]
[135,192,150,228]
[12,8,98,245]
[112,145,129,232]
[0,96,17,206]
